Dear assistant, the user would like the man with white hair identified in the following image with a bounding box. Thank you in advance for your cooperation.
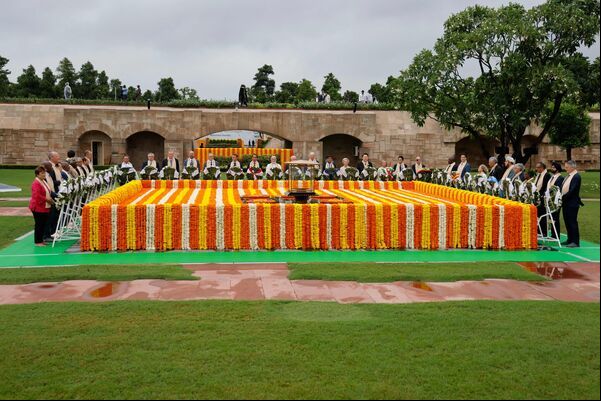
[500,156,516,182]
[561,160,583,247]
[265,155,283,179]
[162,150,180,172]
[512,163,526,181]
[307,152,319,164]
[47,151,63,191]
[488,156,503,182]
[141,153,158,170]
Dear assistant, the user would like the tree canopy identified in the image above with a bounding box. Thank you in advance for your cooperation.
[547,102,591,160]
[392,0,600,163]
[321,73,342,101]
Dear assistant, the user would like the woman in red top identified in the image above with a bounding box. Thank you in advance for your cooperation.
[29,166,55,246]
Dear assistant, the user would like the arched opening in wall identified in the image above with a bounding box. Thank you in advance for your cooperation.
[194,130,293,149]
[454,136,499,169]
[320,134,362,167]
[126,131,165,169]
[78,131,112,165]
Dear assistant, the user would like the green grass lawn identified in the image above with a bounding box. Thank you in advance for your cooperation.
[288,262,545,282]
[580,171,600,199]
[0,264,197,284]
[0,169,32,198]
[566,200,599,244]
[0,217,32,249]
[0,201,29,207]
[0,300,598,399]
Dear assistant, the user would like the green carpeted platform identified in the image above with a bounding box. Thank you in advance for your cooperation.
[0,232,598,268]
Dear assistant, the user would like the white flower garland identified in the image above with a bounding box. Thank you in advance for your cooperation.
[181,204,190,250]
[438,204,446,249]
[279,203,287,249]
[468,205,477,249]
[498,205,505,249]
[111,204,118,251]
[146,204,155,250]
[249,203,258,250]
[406,203,415,249]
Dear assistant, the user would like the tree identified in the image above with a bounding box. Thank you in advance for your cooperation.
[588,57,600,107]
[16,65,41,97]
[321,73,342,101]
[547,102,591,160]
[251,64,275,103]
[109,79,122,100]
[343,90,359,103]
[179,87,199,100]
[296,79,317,102]
[96,70,110,99]
[393,0,600,163]
[142,89,153,100]
[368,77,396,103]
[275,82,299,103]
[156,77,179,101]
[39,67,57,98]
[56,57,77,96]
[0,55,10,97]
[78,61,98,99]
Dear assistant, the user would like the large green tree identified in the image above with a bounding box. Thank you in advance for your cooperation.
[547,102,591,160]
[296,79,317,102]
[0,55,11,97]
[343,90,359,103]
[393,0,600,163]
[369,76,396,103]
[56,57,77,96]
[78,61,98,99]
[321,73,342,101]
[39,67,57,98]
[156,77,180,101]
[251,64,275,103]
[16,65,41,97]
[109,78,122,100]
[95,70,110,99]
[275,82,299,103]
[179,87,199,100]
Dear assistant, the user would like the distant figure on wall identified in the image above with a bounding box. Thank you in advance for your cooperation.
[121,85,129,101]
[238,85,248,107]
[64,83,72,100]
[135,85,142,100]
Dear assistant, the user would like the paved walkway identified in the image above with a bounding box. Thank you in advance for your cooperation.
[0,262,598,305]
[0,207,30,216]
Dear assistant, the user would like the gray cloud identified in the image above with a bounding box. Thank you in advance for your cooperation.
[1,0,599,99]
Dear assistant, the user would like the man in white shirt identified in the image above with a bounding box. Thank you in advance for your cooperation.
[120,155,134,169]
[265,155,282,179]
[356,153,373,173]
[141,153,158,170]
[184,150,199,170]
[454,154,471,180]
[229,154,241,170]
[444,157,456,178]
[500,156,516,182]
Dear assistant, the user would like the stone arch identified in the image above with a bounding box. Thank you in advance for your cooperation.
[126,131,165,170]
[78,130,112,165]
[454,135,500,168]
[320,133,363,166]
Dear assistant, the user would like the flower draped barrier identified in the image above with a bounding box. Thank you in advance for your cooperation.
[81,179,537,252]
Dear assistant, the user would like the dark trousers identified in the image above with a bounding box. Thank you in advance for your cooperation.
[536,205,547,237]
[562,205,580,245]
[44,207,59,239]
[32,211,49,244]
[551,209,561,240]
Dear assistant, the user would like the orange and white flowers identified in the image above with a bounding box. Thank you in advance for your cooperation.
[81,180,538,252]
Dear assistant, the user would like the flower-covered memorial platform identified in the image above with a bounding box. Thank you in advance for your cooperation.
[81,180,537,252]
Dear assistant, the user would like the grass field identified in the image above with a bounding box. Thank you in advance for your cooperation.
[288,262,545,282]
[0,217,32,249]
[0,264,198,284]
[0,300,598,399]
[0,169,31,198]
[580,171,600,199]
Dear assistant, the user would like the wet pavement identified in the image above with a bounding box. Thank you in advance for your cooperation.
[0,262,598,305]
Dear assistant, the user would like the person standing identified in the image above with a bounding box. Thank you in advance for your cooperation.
[29,166,54,246]
[356,153,373,173]
[547,162,565,240]
[135,85,142,100]
[64,82,72,100]
[533,162,552,236]
[238,85,248,107]
[500,156,516,182]
[122,85,129,100]
[454,154,471,180]
[561,160,583,247]
[444,157,456,178]
[488,156,504,182]
[162,151,180,172]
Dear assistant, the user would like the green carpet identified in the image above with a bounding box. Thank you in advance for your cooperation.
[0,232,597,268]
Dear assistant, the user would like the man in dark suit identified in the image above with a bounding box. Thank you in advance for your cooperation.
[356,153,373,173]
[162,151,180,173]
[533,162,552,237]
[455,154,471,180]
[141,152,159,170]
[561,160,584,247]
[546,162,565,240]
[488,157,504,182]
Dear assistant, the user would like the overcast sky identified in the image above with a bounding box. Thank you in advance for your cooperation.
[1,0,599,100]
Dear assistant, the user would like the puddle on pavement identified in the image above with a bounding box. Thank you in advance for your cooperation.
[411,282,433,291]
[89,283,118,298]
[522,264,585,280]
[38,284,56,289]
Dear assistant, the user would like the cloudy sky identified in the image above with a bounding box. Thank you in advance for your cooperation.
[1,0,599,100]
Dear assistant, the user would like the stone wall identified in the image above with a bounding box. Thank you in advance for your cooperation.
[0,103,598,170]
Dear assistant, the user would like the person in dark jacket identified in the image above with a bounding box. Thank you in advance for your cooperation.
[488,156,504,182]
[561,160,584,247]
[238,85,248,107]
[533,162,552,237]
[546,162,564,240]
[356,153,373,173]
